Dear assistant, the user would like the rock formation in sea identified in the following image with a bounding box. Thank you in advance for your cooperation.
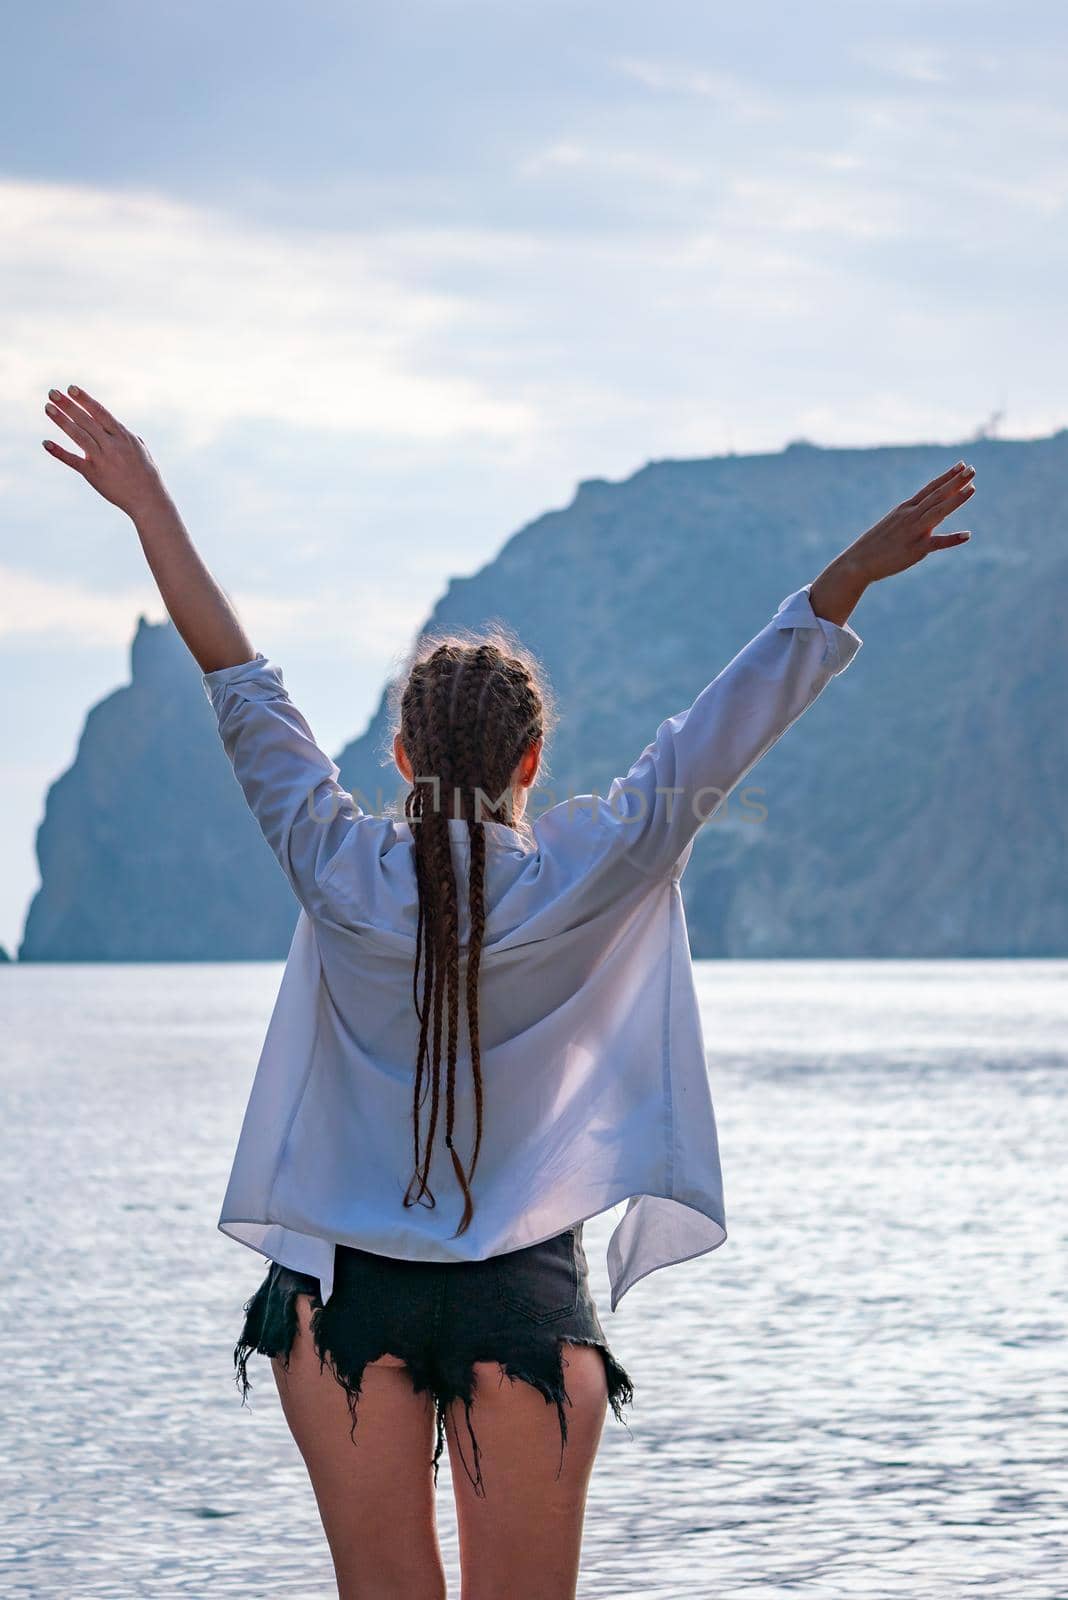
[18,616,297,960]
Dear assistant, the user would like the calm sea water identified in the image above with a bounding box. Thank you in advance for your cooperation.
[1,959,1065,1599]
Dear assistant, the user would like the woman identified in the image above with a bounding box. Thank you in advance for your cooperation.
[42,384,975,1599]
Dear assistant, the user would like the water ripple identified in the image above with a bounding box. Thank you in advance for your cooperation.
[1,958,1065,1597]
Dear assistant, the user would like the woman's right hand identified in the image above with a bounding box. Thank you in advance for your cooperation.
[43,384,172,520]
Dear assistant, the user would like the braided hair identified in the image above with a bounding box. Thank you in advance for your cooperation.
[384,622,557,1236]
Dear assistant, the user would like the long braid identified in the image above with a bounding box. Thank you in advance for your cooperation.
[402,661,446,1206]
[394,627,554,1236]
[464,822,487,1181]
[443,645,496,1230]
[405,795,434,1205]
[405,658,456,1209]
[429,661,468,1226]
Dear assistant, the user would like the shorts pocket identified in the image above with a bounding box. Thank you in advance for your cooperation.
[493,1229,579,1323]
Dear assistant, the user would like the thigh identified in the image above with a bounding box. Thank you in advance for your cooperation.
[445,1341,609,1600]
[271,1293,446,1600]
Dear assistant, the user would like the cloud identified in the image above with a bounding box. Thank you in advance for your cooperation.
[722,175,908,240]
[611,56,782,123]
[0,564,163,645]
[0,558,433,674]
[518,141,705,189]
[852,42,951,85]
[1,178,537,453]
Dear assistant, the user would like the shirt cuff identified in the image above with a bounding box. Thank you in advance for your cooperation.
[201,651,288,708]
[773,584,863,674]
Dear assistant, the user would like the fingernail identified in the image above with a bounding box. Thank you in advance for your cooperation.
[69,384,80,395]
[48,388,59,399]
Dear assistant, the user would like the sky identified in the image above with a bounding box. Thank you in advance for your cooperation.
[1,0,1066,953]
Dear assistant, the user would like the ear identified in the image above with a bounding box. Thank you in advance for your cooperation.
[394,732,413,783]
[517,736,542,789]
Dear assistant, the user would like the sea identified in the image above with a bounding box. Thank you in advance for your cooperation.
[1,958,1065,1599]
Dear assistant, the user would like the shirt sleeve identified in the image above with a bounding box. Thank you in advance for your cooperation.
[202,652,362,917]
[533,583,863,885]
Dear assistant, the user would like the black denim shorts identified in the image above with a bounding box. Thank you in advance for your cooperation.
[233,1221,634,1499]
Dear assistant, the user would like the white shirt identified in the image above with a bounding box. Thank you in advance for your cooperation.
[203,583,862,1310]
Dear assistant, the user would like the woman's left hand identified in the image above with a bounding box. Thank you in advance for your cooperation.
[809,459,976,627]
[847,459,977,583]
[42,384,170,518]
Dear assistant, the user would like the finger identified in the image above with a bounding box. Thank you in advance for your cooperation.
[902,461,968,507]
[914,463,974,509]
[42,438,86,472]
[66,384,123,435]
[914,471,975,521]
[923,482,976,531]
[47,389,104,450]
[924,530,972,551]
[45,399,95,452]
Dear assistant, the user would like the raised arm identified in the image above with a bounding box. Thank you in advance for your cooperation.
[42,383,254,671]
[534,458,977,886]
[41,383,361,914]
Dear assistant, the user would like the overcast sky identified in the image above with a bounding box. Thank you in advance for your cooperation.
[1,0,1065,952]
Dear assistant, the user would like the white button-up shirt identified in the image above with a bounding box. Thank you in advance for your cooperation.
[203,584,862,1309]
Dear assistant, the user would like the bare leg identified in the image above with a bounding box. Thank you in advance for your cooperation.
[271,1294,448,1600]
[447,1343,609,1600]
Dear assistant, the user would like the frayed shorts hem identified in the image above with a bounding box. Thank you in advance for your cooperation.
[232,1230,635,1499]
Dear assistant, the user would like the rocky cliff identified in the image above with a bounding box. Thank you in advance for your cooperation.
[18,616,297,960]
[19,432,1068,959]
